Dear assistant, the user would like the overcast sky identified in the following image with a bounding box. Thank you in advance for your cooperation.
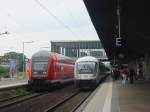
[0,0,99,58]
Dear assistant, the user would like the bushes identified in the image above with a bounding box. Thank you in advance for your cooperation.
[0,66,10,77]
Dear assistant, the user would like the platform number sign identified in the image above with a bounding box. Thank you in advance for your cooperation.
[116,37,122,47]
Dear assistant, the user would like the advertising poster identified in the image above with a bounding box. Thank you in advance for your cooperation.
[9,59,18,79]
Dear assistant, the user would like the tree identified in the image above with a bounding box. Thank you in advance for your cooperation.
[3,52,26,72]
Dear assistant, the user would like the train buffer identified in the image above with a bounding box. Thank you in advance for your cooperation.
[75,77,150,112]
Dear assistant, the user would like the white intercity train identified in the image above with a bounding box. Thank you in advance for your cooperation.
[74,56,108,89]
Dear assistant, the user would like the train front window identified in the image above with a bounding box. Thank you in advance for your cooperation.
[77,62,97,74]
[32,53,50,74]
[32,61,48,74]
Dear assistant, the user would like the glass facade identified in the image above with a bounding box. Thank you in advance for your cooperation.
[51,41,107,59]
[76,62,97,74]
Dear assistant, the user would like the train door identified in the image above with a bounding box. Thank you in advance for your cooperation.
[54,55,61,80]
[99,62,104,79]
[95,62,99,84]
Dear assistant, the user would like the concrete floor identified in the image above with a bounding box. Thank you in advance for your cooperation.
[117,79,150,112]
[0,77,28,89]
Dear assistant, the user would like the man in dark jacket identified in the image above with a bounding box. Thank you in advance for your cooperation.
[129,68,136,84]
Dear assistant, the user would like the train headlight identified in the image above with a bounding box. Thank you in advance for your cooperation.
[33,72,37,74]
[76,70,79,74]
[75,74,78,78]
[75,73,79,78]
[93,73,96,76]
[88,74,96,78]
[43,72,47,74]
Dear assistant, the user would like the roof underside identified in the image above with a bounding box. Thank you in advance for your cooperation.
[83,0,150,60]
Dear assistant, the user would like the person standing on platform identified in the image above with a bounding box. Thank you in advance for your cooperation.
[120,66,129,85]
[114,67,120,80]
[129,68,136,84]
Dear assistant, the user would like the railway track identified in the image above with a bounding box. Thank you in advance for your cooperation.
[44,77,109,112]
[0,92,31,103]
[44,90,92,112]
[0,88,31,102]
[0,92,44,110]
[0,85,78,112]
[0,84,49,110]
[0,77,108,112]
[46,77,109,112]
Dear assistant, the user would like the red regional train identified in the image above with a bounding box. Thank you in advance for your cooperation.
[28,50,75,88]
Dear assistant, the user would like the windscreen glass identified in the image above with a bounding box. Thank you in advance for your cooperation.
[77,62,97,74]
[32,61,48,72]
[32,56,50,74]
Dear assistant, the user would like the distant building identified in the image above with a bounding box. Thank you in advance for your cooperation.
[50,40,107,60]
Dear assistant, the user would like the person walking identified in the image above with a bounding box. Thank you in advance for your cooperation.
[120,66,129,85]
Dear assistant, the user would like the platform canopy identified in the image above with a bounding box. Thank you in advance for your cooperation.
[83,0,150,60]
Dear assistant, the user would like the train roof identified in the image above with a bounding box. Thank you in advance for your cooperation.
[76,56,98,63]
[32,50,50,58]
[32,50,74,61]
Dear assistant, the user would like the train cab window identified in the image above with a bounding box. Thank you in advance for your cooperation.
[77,62,97,74]
[32,58,49,73]
[33,61,48,72]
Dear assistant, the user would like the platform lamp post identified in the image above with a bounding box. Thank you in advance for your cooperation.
[0,31,9,37]
[0,31,9,35]
[22,41,34,77]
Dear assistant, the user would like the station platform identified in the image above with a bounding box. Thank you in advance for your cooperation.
[76,77,150,112]
[0,77,28,89]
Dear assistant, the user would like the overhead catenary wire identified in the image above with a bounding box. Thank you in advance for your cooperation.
[64,0,104,40]
[33,0,107,59]
[33,0,79,38]
[61,0,87,38]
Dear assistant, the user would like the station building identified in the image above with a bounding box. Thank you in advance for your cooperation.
[50,40,107,60]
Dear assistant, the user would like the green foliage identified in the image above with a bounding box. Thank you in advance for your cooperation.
[0,66,10,74]
[0,66,9,77]
[18,72,28,78]
[15,88,28,96]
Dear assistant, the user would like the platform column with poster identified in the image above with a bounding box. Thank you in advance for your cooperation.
[9,59,18,79]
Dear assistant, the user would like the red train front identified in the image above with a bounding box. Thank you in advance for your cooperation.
[28,50,75,87]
